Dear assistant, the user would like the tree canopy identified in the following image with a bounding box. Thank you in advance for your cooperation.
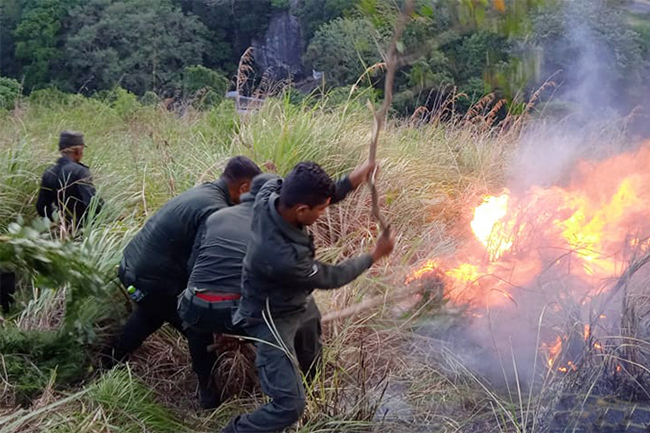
[0,0,647,118]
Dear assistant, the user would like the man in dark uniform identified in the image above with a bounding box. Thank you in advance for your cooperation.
[36,130,101,226]
[178,172,278,409]
[109,156,261,363]
[1,131,100,313]
[223,161,395,433]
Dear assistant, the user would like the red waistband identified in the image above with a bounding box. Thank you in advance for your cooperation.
[195,292,241,302]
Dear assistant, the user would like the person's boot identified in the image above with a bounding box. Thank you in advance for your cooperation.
[199,386,220,410]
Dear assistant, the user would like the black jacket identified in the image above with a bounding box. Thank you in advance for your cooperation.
[36,156,100,222]
[120,179,232,294]
[235,177,373,322]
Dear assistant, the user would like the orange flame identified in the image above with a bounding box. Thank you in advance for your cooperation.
[545,337,563,369]
[404,259,439,284]
[470,192,513,260]
[406,143,650,371]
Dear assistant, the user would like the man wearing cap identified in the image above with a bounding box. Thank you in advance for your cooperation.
[36,130,101,225]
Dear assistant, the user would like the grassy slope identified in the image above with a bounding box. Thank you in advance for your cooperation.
[0,91,519,432]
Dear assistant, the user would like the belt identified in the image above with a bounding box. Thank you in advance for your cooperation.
[183,287,241,309]
[195,292,241,302]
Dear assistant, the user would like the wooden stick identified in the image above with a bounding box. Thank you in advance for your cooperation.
[322,282,423,323]
[367,0,415,231]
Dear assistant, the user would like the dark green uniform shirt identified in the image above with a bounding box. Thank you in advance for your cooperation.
[121,179,231,294]
[235,177,373,322]
[187,197,252,293]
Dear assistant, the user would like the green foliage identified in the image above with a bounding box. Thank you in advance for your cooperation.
[0,216,128,404]
[449,31,510,84]
[0,76,21,110]
[0,327,88,405]
[63,0,210,95]
[392,24,511,114]
[13,0,77,90]
[0,0,23,78]
[89,368,187,432]
[1,219,97,288]
[271,0,290,11]
[234,98,366,175]
[110,87,141,119]
[0,218,111,403]
[0,219,107,324]
[305,17,384,87]
[408,53,455,90]
[140,90,160,106]
[182,65,228,109]
[27,87,72,107]
[297,0,359,42]
[174,0,273,71]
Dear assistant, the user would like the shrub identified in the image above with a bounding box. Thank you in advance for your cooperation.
[0,77,21,110]
[304,18,384,87]
[27,87,71,107]
[111,87,141,118]
[182,65,228,109]
[140,90,160,106]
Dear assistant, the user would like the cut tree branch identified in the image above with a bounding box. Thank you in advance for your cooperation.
[367,0,415,231]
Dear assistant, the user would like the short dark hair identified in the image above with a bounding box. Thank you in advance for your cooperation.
[280,162,335,208]
[222,156,261,183]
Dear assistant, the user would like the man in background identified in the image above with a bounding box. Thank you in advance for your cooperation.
[36,130,101,227]
[2,131,101,314]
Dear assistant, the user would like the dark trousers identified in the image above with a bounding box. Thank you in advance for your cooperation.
[224,297,322,433]
[0,272,16,313]
[111,291,184,362]
[178,292,238,393]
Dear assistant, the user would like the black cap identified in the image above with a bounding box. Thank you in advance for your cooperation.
[59,131,85,150]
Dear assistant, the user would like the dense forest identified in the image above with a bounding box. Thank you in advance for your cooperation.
[1,0,649,118]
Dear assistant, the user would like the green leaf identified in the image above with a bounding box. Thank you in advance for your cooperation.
[419,5,434,17]
[475,4,486,25]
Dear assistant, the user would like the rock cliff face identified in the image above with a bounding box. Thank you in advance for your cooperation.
[252,5,304,80]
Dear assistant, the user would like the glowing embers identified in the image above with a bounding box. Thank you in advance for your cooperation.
[542,324,601,374]
[405,260,481,290]
[405,259,440,284]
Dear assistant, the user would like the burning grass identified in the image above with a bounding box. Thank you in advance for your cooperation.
[400,140,650,430]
